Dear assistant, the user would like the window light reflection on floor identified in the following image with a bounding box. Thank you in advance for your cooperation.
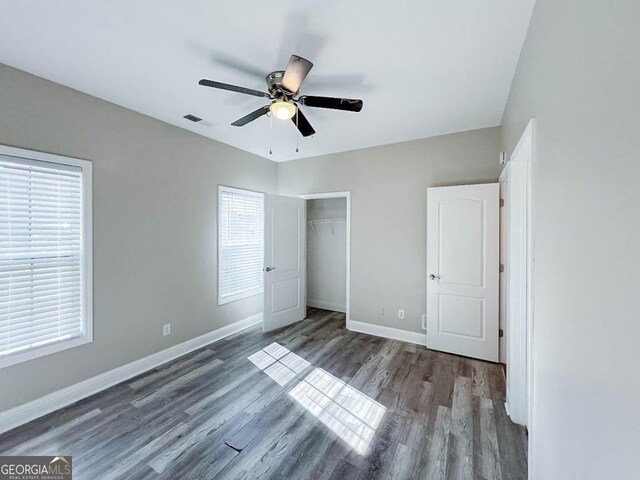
[247,342,386,455]
[289,368,385,456]
[247,342,311,386]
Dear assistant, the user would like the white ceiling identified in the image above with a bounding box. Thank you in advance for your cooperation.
[0,1,534,162]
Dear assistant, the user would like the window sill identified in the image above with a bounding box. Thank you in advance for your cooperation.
[218,288,263,306]
[0,335,93,370]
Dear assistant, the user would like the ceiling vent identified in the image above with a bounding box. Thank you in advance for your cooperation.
[183,114,215,127]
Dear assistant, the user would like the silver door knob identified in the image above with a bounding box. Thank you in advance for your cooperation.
[429,274,440,280]
[264,266,275,272]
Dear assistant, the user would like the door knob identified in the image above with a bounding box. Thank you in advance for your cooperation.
[429,274,440,280]
[264,266,275,272]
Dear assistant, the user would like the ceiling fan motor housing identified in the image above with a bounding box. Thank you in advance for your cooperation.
[266,71,292,98]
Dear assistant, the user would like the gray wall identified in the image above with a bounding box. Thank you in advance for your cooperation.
[279,127,502,333]
[501,0,640,478]
[0,63,277,411]
[307,198,347,312]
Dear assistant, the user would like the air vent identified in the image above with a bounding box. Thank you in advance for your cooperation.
[183,114,202,123]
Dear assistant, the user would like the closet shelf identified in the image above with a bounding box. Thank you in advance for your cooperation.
[308,219,346,224]
[308,219,346,234]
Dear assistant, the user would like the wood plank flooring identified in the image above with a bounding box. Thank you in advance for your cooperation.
[0,309,528,479]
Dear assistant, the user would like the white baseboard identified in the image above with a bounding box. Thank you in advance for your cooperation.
[0,313,263,435]
[307,299,346,313]
[347,319,427,346]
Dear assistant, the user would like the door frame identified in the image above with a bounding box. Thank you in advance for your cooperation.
[498,172,509,364]
[299,191,351,322]
[503,118,535,433]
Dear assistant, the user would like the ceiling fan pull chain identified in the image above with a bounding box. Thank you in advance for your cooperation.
[295,108,300,153]
[269,112,273,155]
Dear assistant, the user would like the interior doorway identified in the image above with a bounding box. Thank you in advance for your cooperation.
[301,192,351,323]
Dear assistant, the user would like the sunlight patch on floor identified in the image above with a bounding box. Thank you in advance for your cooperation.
[248,342,386,455]
[247,342,311,386]
[289,368,386,455]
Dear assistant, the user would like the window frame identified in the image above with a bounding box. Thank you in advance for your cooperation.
[217,185,264,306]
[0,145,93,369]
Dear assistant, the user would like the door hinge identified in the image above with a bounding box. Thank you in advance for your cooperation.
[500,264,504,273]
[499,328,504,338]
[500,198,505,207]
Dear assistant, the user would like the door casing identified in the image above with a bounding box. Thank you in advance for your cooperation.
[300,191,351,324]
[503,118,535,431]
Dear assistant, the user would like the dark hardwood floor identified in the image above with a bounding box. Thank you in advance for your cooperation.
[0,309,528,479]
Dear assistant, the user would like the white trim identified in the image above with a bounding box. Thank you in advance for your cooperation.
[504,401,512,417]
[347,319,427,346]
[499,166,509,365]
[0,313,263,435]
[307,300,346,313]
[0,145,90,170]
[218,289,262,306]
[0,337,93,371]
[525,119,536,480]
[0,145,93,369]
[299,192,351,323]
[504,118,535,431]
[217,185,265,306]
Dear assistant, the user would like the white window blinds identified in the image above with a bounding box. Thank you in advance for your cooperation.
[0,151,91,366]
[218,186,264,304]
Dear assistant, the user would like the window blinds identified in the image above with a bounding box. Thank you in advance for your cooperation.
[218,187,264,303]
[0,155,85,358]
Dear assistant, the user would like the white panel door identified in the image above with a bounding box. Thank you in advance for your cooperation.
[426,183,500,362]
[263,194,306,333]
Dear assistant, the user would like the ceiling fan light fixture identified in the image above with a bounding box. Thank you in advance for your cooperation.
[270,100,296,120]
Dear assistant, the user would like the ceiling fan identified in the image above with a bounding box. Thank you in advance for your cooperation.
[198,55,363,137]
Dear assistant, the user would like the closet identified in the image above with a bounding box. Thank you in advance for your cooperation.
[306,198,347,313]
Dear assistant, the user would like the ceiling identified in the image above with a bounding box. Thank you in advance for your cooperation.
[0,1,535,162]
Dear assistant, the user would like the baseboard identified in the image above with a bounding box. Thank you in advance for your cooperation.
[307,299,346,313]
[347,319,427,346]
[0,313,263,435]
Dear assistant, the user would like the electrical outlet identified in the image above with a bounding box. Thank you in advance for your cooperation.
[398,309,405,319]
[163,324,171,336]
[421,314,427,330]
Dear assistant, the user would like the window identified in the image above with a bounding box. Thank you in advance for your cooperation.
[218,186,264,305]
[0,146,92,368]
